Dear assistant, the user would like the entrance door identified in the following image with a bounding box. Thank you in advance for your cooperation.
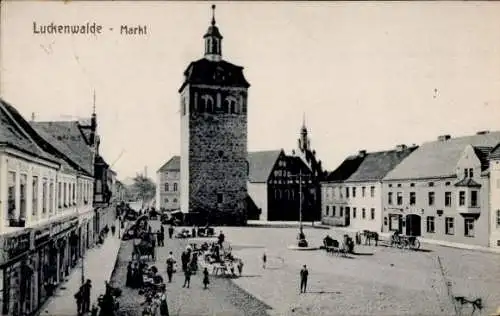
[405,214,422,236]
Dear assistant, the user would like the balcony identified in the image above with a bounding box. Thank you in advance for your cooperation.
[457,204,481,216]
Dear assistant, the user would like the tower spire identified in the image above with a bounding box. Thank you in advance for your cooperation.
[92,89,96,115]
[302,112,306,129]
[211,4,216,26]
[204,4,223,61]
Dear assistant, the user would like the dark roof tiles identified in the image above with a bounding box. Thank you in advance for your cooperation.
[247,150,283,183]
[158,156,180,172]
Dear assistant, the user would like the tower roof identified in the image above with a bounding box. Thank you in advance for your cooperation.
[204,4,223,39]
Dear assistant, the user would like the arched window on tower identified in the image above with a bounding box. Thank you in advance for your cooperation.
[201,94,214,113]
[225,97,238,114]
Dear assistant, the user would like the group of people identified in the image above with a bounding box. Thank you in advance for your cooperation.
[74,279,92,315]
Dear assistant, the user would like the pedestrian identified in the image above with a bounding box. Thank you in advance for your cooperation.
[74,286,83,315]
[159,286,169,316]
[183,266,192,288]
[90,304,98,316]
[126,261,133,287]
[300,265,309,293]
[168,225,174,239]
[181,249,190,272]
[111,224,116,236]
[237,259,244,276]
[218,230,225,248]
[262,253,267,269]
[81,279,92,313]
[156,230,162,247]
[202,267,210,289]
[166,252,176,283]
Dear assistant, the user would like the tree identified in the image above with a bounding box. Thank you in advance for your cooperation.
[130,175,156,208]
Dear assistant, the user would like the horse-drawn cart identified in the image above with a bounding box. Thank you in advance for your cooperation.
[390,233,421,250]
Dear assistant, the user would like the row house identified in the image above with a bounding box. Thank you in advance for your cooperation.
[489,145,500,248]
[156,156,180,211]
[321,145,416,232]
[382,132,500,247]
[0,99,95,316]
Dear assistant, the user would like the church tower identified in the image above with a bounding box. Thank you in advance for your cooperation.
[179,5,250,225]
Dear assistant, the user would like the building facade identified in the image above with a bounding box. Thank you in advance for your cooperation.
[489,145,500,248]
[179,7,250,225]
[382,132,500,247]
[156,156,180,211]
[0,99,95,316]
[321,145,416,231]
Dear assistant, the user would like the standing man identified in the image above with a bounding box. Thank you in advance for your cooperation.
[300,265,309,294]
[183,266,192,288]
[166,252,176,283]
[168,225,174,239]
[81,279,92,313]
[74,286,83,315]
[262,253,267,269]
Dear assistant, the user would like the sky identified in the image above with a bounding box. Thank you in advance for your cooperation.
[2,1,500,181]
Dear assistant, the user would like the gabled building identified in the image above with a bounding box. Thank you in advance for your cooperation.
[156,156,181,211]
[382,131,500,247]
[0,98,95,316]
[321,145,417,231]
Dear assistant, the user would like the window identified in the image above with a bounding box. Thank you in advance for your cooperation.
[469,168,474,178]
[164,198,169,203]
[388,192,393,205]
[429,182,434,187]
[8,171,16,219]
[325,205,329,216]
[58,182,62,208]
[352,187,356,198]
[445,181,451,186]
[464,168,469,178]
[362,208,366,219]
[426,216,435,233]
[445,192,452,207]
[165,183,169,192]
[370,208,375,220]
[497,210,500,227]
[63,183,67,207]
[42,179,48,214]
[173,198,178,203]
[339,207,343,217]
[49,181,54,213]
[384,217,388,226]
[410,183,415,187]
[352,207,356,218]
[370,186,375,197]
[409,192,416,205]
[217,193,224,204]
[464,218,474,237]
[20,174,27,219]
[428,192,435,206]
[389,184,393,188]
[397,184,402,187]
[332,206,336,217]
[32,176,39,216]
[362,187,366,197]
[445,217,454,235]
[470,190,478,207]
[345,188,349,198]
[72,183,76,204]
[345,207,349,217]
[173,183,178,192]
[397,192,403,205]
[459,191,466,206]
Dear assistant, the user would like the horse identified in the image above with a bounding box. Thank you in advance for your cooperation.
[361,230,379,246]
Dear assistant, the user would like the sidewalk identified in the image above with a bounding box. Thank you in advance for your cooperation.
[247,220,330,229]
[38,223,123,316]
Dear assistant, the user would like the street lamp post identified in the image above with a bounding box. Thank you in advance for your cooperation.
[288,169,311,247]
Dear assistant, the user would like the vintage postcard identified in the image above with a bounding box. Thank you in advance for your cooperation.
[0,1,499,316]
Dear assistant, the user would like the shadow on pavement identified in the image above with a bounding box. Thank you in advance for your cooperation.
[304,290,342,294]
[352,252,374,256]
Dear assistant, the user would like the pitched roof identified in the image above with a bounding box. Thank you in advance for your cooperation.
[247,150,283,183]
[385,132,500,180]
[325,155,365,182]
[32,121,94,175]
[0,99,60,164]
[473,146,493,171]
[158,156,180,172]
[179,58,250,92]
[490,143,500,160]
[346,147,418,183]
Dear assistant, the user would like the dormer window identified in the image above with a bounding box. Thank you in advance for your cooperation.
[469,168,474,178]
[464,168,468,178]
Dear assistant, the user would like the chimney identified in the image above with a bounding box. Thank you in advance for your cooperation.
[437,135,451,141]
[395,144,407,152]
[31,112,35,122]
[358,150,367,157]
[291,149,296,156]
[476,130,490,135]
